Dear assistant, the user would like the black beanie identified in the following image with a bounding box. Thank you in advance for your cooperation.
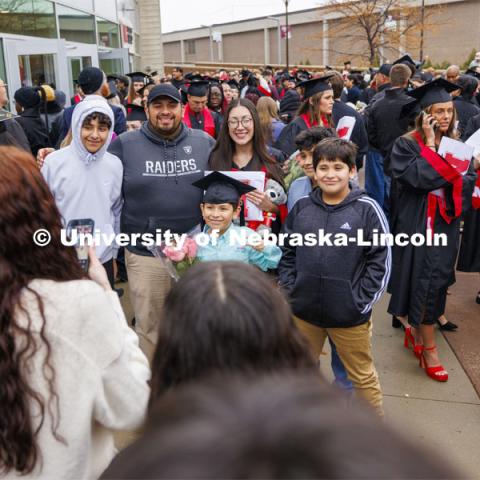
[78,67,105,95]
[14,87,41,109]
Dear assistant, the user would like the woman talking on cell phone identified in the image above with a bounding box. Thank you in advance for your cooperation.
[387,79,477,382]
[0,146,150,479]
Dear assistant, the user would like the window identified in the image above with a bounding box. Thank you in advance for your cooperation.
[100,58,123,75]
[0,0,56,38]
[186,40,196,55]
[134,33,140,54]
[19,54,56,87]
[58,5,96,44]
[97,18,120,48]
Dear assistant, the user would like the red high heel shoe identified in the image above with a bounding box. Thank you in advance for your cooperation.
[419,346,449,382]
[404,327,424,359]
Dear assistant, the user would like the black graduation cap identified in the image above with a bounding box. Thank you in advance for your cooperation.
[187,80,209,97]
[393,54,416,67]
[401,78,459,117]
[192,171,256,204]
[126,72,150,84]
[297,74,334,99]
[126,104,147,122]
[107,74,129,84]
[150,71,158,77]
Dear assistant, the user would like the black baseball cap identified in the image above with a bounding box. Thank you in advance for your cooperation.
[147,84,181,104]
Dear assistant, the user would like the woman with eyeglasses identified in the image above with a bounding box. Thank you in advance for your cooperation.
[209,98,287,233]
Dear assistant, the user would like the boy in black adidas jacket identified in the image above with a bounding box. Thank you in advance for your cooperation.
[278,138,391,416]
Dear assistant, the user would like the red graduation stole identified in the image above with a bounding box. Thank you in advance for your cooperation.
[300,113,329,129]
[413,132,463,235]
[472,171,480,209]
[183,104,215,138]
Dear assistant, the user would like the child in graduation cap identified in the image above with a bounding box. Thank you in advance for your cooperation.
[192,171,282,271]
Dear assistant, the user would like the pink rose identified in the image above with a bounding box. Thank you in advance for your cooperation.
[184,238,197,259]
[163,246,186,262]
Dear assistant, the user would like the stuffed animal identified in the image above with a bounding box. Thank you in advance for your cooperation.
[256,179,287,235]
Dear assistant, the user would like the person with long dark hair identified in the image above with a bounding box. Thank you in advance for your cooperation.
[275,75,335,157]
[388,79,477,382]
[0,147,150,479]
[148,262,316,404]
[209,98,287,232]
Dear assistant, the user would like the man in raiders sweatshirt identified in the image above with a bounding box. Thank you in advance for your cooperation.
[109,84,215,358]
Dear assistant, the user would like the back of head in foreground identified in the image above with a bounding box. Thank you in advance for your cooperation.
[148,261,316,406]
[103,372,460,479]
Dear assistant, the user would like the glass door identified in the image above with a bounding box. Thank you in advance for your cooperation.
[3,37,68,110]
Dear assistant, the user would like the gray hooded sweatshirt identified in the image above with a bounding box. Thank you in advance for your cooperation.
[42,97,123,263]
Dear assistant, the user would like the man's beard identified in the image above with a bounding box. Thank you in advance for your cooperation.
[151,116,181,136]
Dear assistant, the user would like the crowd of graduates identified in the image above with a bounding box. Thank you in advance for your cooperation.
[1,50,480,478]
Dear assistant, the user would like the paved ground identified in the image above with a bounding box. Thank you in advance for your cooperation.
[117,278,480,478]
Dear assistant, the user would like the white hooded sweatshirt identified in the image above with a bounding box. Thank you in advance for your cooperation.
[42,97,123,263]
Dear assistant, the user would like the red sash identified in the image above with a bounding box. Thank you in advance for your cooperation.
[300,113,329,128]
[183,104,215,137]
[472,171,480,209]
[413,132,463,236]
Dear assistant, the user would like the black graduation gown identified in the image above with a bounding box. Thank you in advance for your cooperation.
[387,135,476,325]
[453,96,480,137]
[457,205,480,272]
[274,116,308,157]
[188,110,222,139]
[461,112,480,141]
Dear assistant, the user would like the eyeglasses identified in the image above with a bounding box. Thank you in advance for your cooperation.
[210,92,222,98]
[228,117,253,128]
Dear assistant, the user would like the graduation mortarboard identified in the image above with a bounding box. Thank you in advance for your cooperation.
[107,74,129,84]
[401,78,459,117]
[126,104,147,122]
[297,74,334,99]
[126,72,150,84]
[393,54,417,76]
[187,80,210,97]
[192,171,256,205]
[393,54,416,67]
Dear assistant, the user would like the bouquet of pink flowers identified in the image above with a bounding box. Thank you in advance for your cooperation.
[162,237,199,279]
[148,226,200,281]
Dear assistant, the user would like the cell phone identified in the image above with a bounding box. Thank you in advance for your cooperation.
[422,111,439,131]
[66,219,95,271]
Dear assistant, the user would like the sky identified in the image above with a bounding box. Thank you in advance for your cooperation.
[160,0,324,33]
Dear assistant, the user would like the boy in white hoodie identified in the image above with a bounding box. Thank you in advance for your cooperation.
[42,97,123,286]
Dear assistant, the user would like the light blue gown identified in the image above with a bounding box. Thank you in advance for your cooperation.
[196,224,282,271]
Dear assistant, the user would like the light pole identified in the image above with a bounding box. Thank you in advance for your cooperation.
[284,0,290,70]
[419,0,425,62]
[267,16,282,65]
[201,24,214,62]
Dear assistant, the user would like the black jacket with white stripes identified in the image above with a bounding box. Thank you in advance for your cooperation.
[278,186,391,328]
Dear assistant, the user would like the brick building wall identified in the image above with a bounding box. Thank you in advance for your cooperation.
[162,0,480,68]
